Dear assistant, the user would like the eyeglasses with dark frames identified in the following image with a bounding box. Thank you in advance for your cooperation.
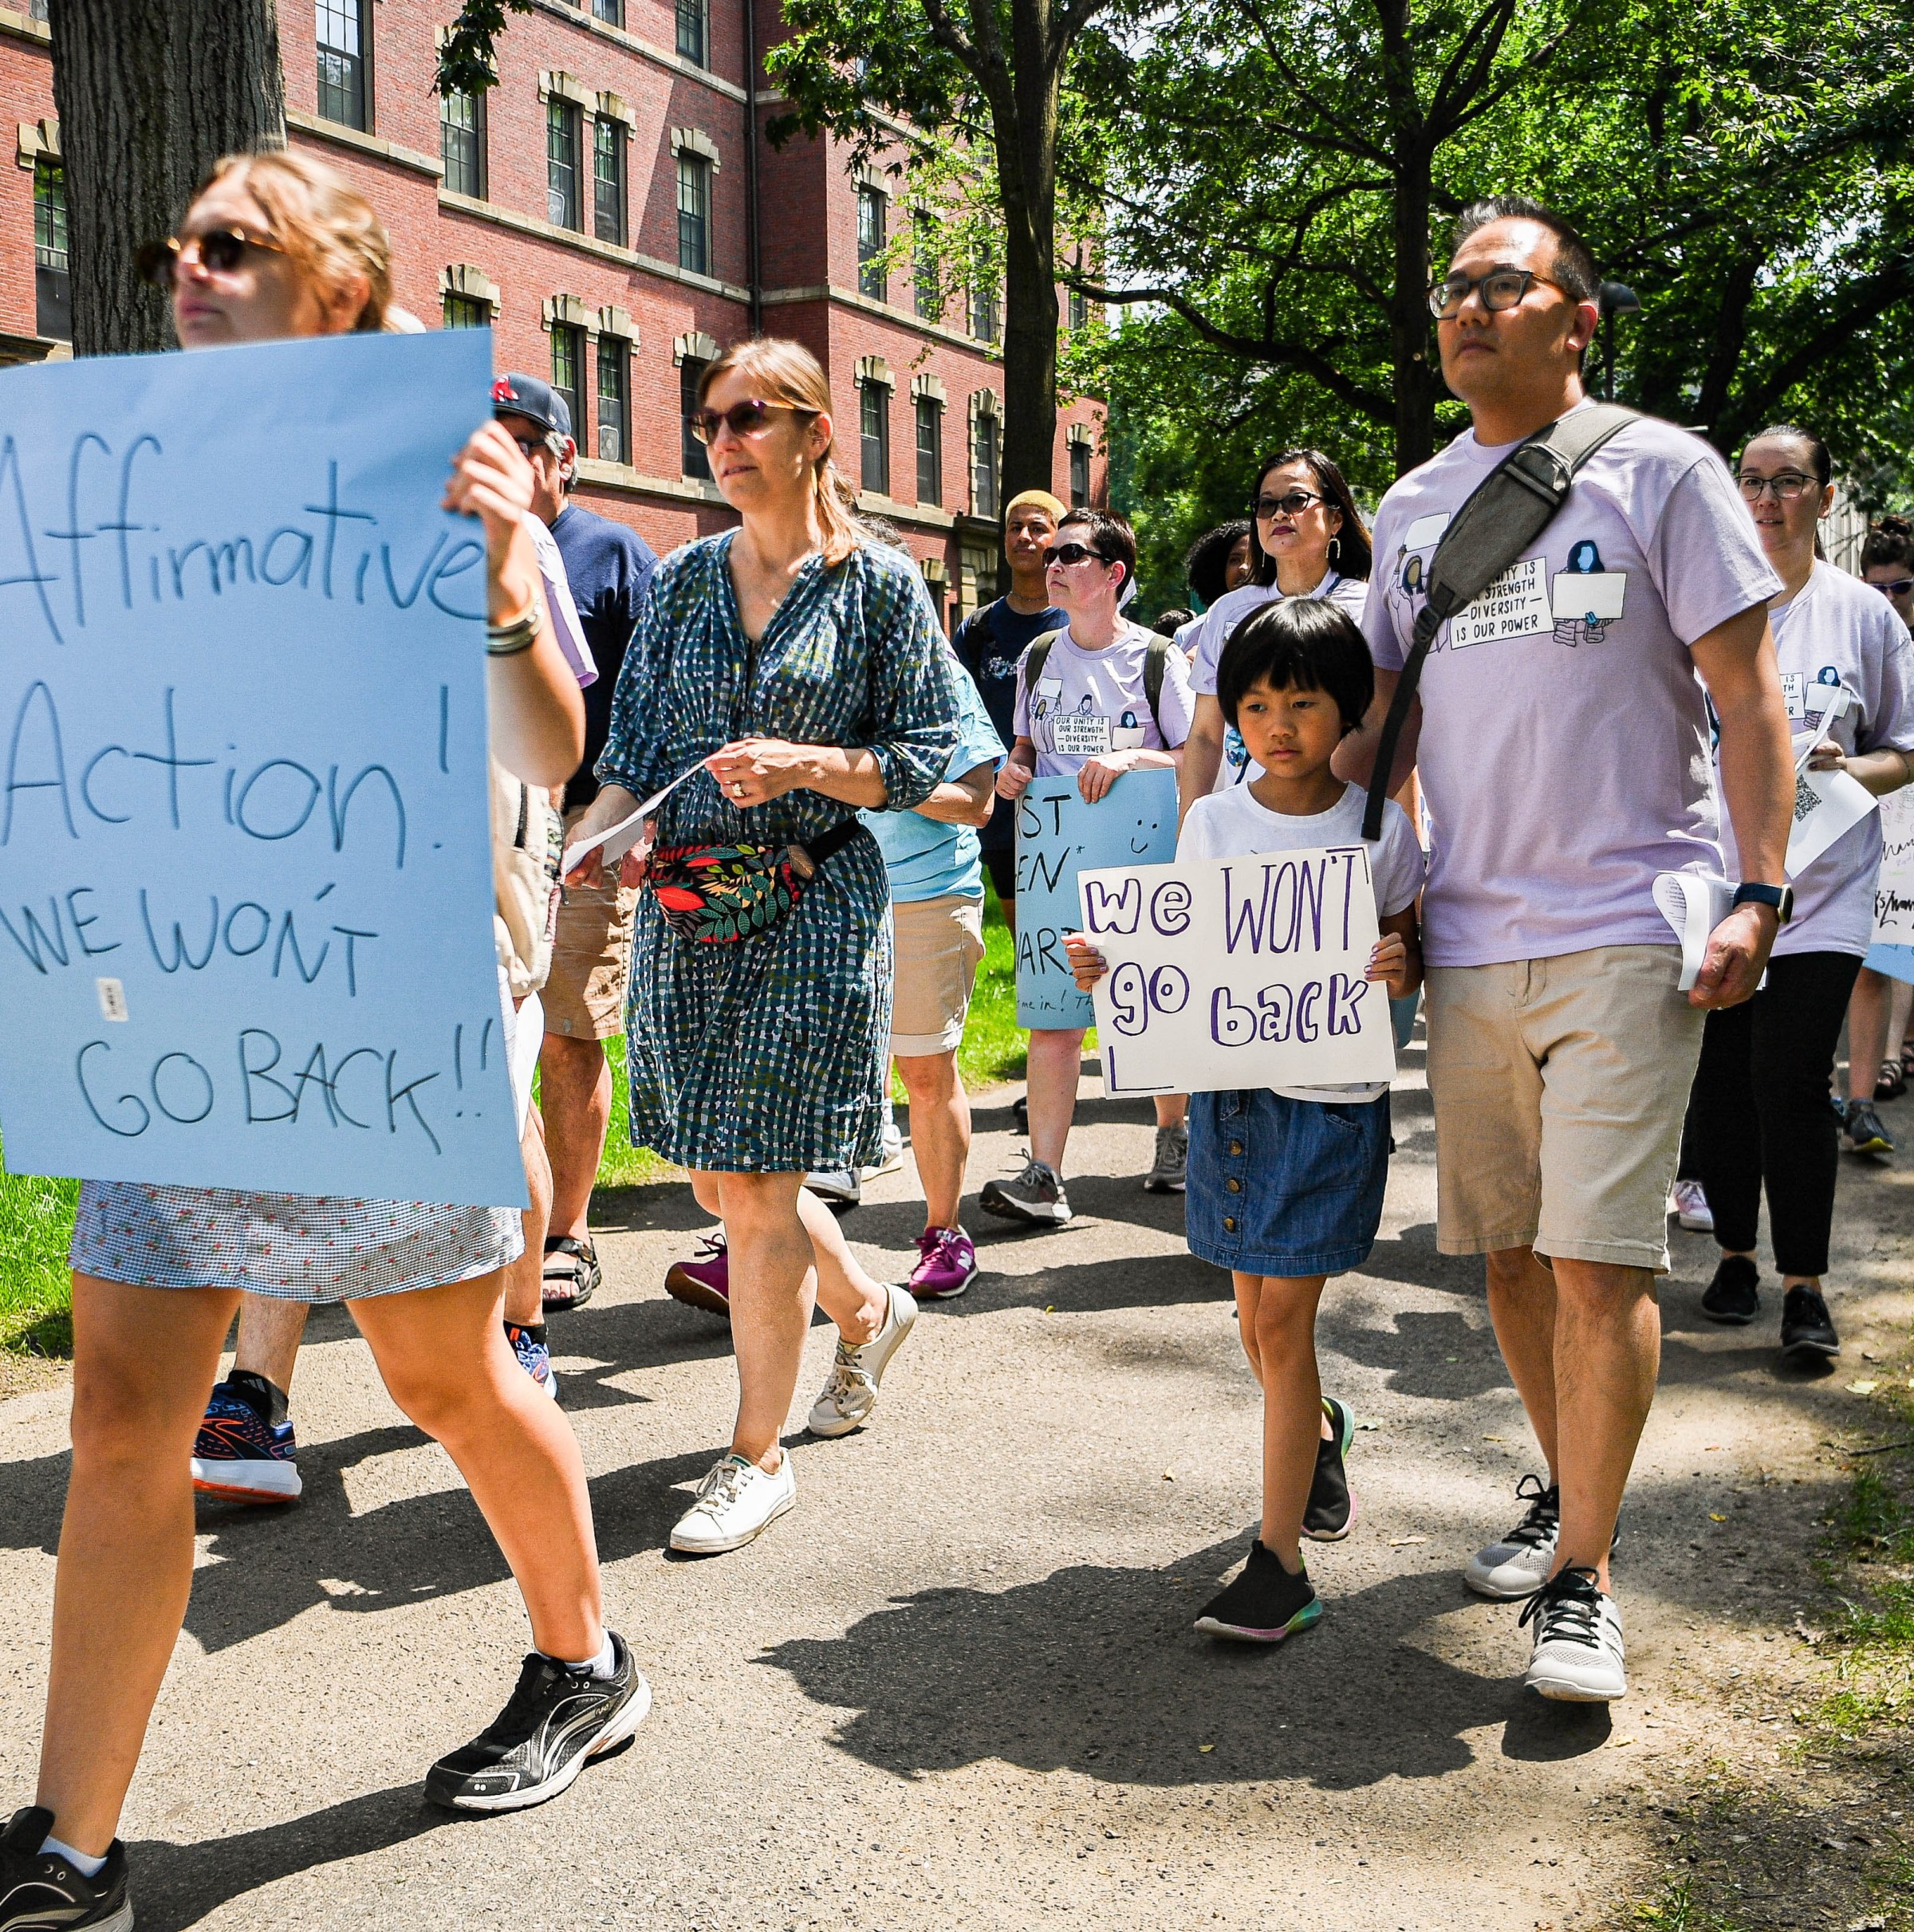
[1250,490,1325,520]
[1737,472,1817,502]
[135,226,289,288]
[1427,266,1569,321]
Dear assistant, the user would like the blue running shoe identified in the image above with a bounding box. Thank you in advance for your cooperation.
[191,1379,301,1504]
[506,1321,560,1402]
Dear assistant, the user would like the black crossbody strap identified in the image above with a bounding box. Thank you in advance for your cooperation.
[1361,403,1638,840]
[802,817,863,865]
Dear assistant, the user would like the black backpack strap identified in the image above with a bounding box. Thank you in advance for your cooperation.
[1141,632,1172,736]
[1361,403,1637,840]
[1020,629,1065,712]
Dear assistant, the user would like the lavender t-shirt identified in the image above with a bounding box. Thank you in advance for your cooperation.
[1012,621,1195,777]
[1719,563,1914,958]
[1362,408,1779,967]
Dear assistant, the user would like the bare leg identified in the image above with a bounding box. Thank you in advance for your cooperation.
[795,1187,888,1343]
[230,1291,309,1396]
[351,1271,601,1661]
[896,1049,970,1231]
[1154,1093,1188,1131]
[1549,1257,1659,1591]
[1485,1245,1561,1484]
[1848,966,1891,1103]
[540,1032,612,1241]
[1026,1025,1085,1173]
[711,1171,815,1469]
[1235,1272,1330,1571]
[1894,978,1914,1059]
[502,1102,552,1328]
[37,1277,241,1856]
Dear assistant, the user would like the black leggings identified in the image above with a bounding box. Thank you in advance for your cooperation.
[1681,949,1861,1277]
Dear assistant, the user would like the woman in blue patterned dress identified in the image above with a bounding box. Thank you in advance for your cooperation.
[566,338,963,1554]
[5,155,644,1924]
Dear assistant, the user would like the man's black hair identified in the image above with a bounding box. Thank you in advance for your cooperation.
[1215,597,1374,737]
[1451,195,1601,309]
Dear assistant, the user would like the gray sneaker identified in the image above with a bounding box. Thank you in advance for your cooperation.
[1842,1100,1895,1156]
[1142,1123,1188,1193]
[979,1157,1073,1227]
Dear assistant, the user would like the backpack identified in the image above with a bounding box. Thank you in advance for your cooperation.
[1361,403,1637,839]
[1022,628,1174,739]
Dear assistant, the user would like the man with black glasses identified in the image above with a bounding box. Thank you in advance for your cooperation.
[1341,196,1794,1702]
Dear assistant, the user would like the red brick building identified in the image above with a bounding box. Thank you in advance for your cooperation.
[0,0,1103,628]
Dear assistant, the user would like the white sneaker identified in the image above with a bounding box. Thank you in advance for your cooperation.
[807,1284,919,1438]
[669,1450,796,1554]
[1670,1178,1714,1232]
[804,1168,861,1207]
[1464,1474,1559,1599]
[1520,1567,1627,1701]
[861,1117,907,1182]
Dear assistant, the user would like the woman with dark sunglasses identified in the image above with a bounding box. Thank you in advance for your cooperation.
[1683,424,1914,1363]
[0,149,649,1929]
[1177,450,1373,820]
[563,336,964,1556]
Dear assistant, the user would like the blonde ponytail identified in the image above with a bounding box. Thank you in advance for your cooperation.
[698,336,864,566]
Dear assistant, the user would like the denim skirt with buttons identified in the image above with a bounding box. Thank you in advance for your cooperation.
[1187,1088,1391,1278]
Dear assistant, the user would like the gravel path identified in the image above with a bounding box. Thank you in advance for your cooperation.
[1,1037,1906,1930]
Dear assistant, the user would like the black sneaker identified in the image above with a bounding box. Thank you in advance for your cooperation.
[1841,1100,1895,1155]
[1194,1540,1322,1644]
[1011,1092,1029,1134]
[1700,1253,1760,1324]
[424,1633,650,1812]
[1302,1395,1357,1540]
[0,1808,131,1931]
[1779,1285,1840,1360]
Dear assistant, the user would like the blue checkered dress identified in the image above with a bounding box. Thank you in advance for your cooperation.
[598,534,963,1173]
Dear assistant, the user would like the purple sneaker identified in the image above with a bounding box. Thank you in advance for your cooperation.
[665,1234,731,1317]
[908,1226,978,1300]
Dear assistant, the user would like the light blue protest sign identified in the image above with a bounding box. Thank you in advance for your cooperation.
[1013,769,1178,1028]
[0,329,526,1206]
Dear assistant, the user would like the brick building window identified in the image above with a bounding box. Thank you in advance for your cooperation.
[33,157,69,341]
[676,0,708,66]
[443,293,488,329]
[593,118,627,245]
[680,358,711,479]
[547,99,582,230]
[440,89,486,199]
[857,186,887,302]
[1069,440,1091,508]
[969,264,999,345]
[913,214,940,322]
[859,381,890,495]
[550,325,584,436]
[970,408,999,520]
[676,153,711,276]
[597,336,629,463]
[317,0,368,131]
[915,397,942,506]
[591,0,624,22]
[1068,287,1090,330]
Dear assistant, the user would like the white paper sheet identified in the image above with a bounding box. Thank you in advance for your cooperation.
[1785,765,1877,878]
[561,761,706,879]
[1653,872,1735,993]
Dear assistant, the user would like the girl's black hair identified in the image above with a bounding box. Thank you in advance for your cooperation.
[1183,520,1251,608]
[1155,605,1195,635]
[1246,448,1372,584]
[1747,422,1831,486]
[1215,597,1375,737]
[1863,514,1914,574]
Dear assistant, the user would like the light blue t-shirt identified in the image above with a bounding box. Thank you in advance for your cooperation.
[862,667,1006,902]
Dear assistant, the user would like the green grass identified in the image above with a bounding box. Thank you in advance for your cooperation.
[2,886,1049,1356]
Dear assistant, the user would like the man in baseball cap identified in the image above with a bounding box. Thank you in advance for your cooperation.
[492,371,573,442]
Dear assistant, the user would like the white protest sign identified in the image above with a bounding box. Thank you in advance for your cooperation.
[1872,786,1914,947]
[1077,845,1397,1098]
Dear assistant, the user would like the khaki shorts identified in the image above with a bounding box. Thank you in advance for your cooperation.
[1424,944,1703,1274]
[543,803,639,1041]
[891,893,987,1057]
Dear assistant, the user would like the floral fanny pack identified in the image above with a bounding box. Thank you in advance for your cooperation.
[646,819,861,943]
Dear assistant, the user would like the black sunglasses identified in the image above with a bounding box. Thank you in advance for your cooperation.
[688,399,808,446]
[1250,490,1324,519]
[1871,576,1914,597]
[136,226,288,288]
[1042,541,1108,569]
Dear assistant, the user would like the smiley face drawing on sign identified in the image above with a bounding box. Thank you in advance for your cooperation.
[1551,539,1628,647]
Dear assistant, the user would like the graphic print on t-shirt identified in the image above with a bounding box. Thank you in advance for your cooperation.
[1551,538,1628,647]
[1390,513,1630,654]
[1050,695,1113,757]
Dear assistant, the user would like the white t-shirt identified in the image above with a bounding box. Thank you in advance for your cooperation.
[1718,563,1914,958]
[1178,780,1424,1103]
[1362,407,1780,967]
[525,512,596,689]
[1187,573,1370,791]
[1012,621,1195,776]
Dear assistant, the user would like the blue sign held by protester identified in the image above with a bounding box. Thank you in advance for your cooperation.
[0,329,527,1206]
[1014,769,1178,1027]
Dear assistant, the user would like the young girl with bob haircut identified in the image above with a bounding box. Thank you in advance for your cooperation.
[1069,598,1423,1643]
[1,150,642,1932]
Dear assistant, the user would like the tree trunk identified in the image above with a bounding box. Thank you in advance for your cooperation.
[49,0,286,357]
[1388,144,1439,475]
[994,0,1061,508]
